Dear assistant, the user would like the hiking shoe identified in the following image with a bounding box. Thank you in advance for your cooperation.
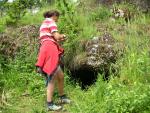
[47,103,62,111]
[59,95,71,104]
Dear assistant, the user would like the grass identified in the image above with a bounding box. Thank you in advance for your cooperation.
[0,16,7,33]
[1,1,150,113]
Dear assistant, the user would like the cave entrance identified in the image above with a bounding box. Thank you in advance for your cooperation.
[70,67,98,89]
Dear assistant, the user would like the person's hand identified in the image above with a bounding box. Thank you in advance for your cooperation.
[58,34,68,42]
[63,34,68,40]
[62,34,66,38]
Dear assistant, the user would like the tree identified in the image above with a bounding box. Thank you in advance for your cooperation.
[40,0,54,5]
[0,0,8,16]
[6,0,41,25]
[25,0,41,9]
[6,0,27,25]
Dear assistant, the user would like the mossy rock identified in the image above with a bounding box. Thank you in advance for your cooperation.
[64,32,124,88]
[0,25,39,58]
[66,32,124,72]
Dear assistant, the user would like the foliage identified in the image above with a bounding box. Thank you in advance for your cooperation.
[89,5,111,21]
[25,0,41,9]
[40,0,54,6]
[0,0,150,113]
[55,0,97,66]
[5,0,41,25]
[5,0,27,25]
[0,0,8,17]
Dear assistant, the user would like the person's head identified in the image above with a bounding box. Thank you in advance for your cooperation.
[43,10,60,22]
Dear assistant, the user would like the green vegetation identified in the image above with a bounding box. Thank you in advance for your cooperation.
[0,0,150,113]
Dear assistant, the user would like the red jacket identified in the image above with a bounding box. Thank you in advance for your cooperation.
[36,40,64,76]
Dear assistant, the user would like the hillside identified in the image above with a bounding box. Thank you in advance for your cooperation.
[0,0,150,113]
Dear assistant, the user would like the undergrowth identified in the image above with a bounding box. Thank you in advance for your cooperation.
[0,0,150,113]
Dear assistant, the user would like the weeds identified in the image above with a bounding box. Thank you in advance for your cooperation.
[0,0,150,113]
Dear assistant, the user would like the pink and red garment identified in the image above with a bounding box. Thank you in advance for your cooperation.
[36,18,64,76]
[36,40,64,76]
[40,18,58,41]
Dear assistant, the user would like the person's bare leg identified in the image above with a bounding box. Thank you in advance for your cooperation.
[56,67,71,104]
[55,68,64,96]
[47,75,57,102]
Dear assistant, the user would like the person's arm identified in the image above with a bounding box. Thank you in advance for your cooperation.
[52,32,67,42]
[52,32,64,40]
[49,21,66,41]
[49,21,66,42]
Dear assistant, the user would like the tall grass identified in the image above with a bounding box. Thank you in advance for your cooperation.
[65,11,150,113]
[1,1,150,113]
[0,17,7,33]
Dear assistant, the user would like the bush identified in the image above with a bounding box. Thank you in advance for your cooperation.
[103,81,150,113]
[89,6,111,21]
[1,1,150,113]
[5,0,41,26]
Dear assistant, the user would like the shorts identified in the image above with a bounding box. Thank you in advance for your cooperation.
[42,65,61,87]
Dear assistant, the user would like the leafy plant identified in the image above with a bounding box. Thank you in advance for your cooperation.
[1,1,150,113]
[5,0,41,25]
[0,0,8,17]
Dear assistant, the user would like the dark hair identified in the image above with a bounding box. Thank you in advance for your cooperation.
[43,10,60,18]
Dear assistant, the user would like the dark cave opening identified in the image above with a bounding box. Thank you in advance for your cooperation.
[70,67,98,89]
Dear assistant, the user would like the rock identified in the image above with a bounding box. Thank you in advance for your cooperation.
[111,7,132,22]
[0,34,18,57]
[68,32,123,71]
[0,25,39,58]
[65,32,124,88]
[96,0,150,13]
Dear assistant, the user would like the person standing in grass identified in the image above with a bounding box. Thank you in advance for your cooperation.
[35,10,71,111]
